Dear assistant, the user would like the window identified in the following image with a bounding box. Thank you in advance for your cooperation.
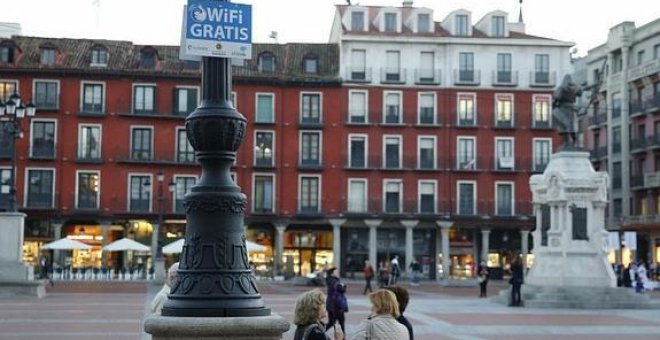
[418,136,436,169]
[0,122,11,158]
[0,80,17,102]
[419,181,436,213]
[40,48,56,66]
[133,85,156,114]
[348,179,367,213]
[303,55,318,74]
[492,16,505,37]
[173,87,198,116]
[455,14,468,36]
[349,134,367,168]
[457,93,476,126]
[418,14,430,32]
[384,136,401,168]
[129,175,151,212]
[78,124,101,160]
[383,92,401,123]
[351,11,365,31]
[457,137,476,169]
[637,50,645,65]
[351,49,367,81]
[34,80,59,109]
[496,182,513,216]
[384,180,402,213]
[76,171,100,209]
[533,94,551,128]
[0,168,12,208]
[177,128,195,163]
[495,94,513,127]
[91,46,108,66]
[459,52,474,82]
[299,176,320,213]
[385,13,397,32]
[613,126,621,154]
[300,131,321,166]
[349,90,367,123]
[256,93,274,123]
[26,169,54,208]
[613,198,622,217]
[418,92,436,124]
[131,127,152,161]
[496,53,512,83]
[535,54,550,84]
[255,131,274,167]
[301,93,321,123]
[253,175,274,213]
[457,181,475,215]
[81,82,104,113]
[140,50,156,69]
[612,92,621,119]
[259,53,275,73]
[533,139,551,172]
[613,162,622,189]
[174,176,196,213]
[495,138,514,170]
[419,52,435,83]
[0,44,15,63]
[30,121,56,158]
[385,51,401,82]
[655,44,660,59]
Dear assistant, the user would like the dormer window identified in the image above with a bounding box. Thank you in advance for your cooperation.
[492,16,505,37]
[303,54,318,74]
[418,13,431,32]
[455,14,469,36]
[139,48,157,69]
[40,48,56,66]
[91,46,108,66]
[259,52,275,73]
[351,11,365,31]
[385,13,397,32]
[0,43,15,63]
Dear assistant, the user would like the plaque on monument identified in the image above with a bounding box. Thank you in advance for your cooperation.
[570,204,588,241]
[540,204,550,246]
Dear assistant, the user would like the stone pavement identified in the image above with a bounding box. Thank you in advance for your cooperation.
[0,280,659,339]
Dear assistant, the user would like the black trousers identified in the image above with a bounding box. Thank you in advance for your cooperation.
[479,280,488,297]
[363,278,373,294]
[511,283,522,305]
[325,310,346,334]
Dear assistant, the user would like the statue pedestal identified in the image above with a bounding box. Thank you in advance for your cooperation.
[144,314,290,340]
[0,212,46,298]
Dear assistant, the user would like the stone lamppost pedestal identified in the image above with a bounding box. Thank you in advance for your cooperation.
[0,212,46,298]
[144,314,290,340]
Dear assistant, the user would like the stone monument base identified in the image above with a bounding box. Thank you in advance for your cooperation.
[144,314,290,340]
[0,260,45,298]
[494,285,658,309]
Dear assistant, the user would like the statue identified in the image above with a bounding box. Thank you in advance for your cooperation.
[552,74,583,149]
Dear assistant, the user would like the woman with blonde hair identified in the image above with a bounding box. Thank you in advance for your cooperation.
[293,288,343,340]
[349,289,409,340]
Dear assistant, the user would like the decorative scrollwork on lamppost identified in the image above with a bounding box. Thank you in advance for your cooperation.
[0,93,37,212]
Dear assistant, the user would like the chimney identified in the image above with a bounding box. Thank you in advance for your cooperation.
[402,0,413,7]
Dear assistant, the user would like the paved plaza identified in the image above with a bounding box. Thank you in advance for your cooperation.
[0,281,660,339]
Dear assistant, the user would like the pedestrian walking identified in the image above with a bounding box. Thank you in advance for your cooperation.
[378,261,390,288]
[509,257,524,307]
[408,259,421,286]
[363,260,374,294]
[384,285,414,340]
[39,255,54,286]
[389,255,401,285]
[292,289,343,340]
[346,256,355,279]
[325,267,348,334]
[150,262,179,314]
[478,261,489,298]
[348,289,409,340]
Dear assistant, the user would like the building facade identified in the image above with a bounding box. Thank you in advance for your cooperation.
[575,18,660,267]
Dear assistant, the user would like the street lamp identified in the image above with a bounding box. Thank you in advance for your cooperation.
[146,170,175,279]
[0,92,36,212]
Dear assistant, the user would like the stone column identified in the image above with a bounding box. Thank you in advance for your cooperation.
[437,221,453,280]
[521,229,530,270]
[401,220,418,271]
[480,229,491,262]
[365,219,381,266]
[275,223,286,276]
[100,223,109,267]
[328,219,346,272]
[52,222,63,269]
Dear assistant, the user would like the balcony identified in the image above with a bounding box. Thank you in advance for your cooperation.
[629,100,645,118]
[299,117,324,129]
[588,112,607,129]
[298,159,323,170]
[589,147,607,161]
[531,161,548,173]
[627,58,660,81]
[630,137,648,153]
[344,154,379,170]
[345,67,372,83]
[345,110,370,125]
[30,142,56,160]
[417,108,438,125]
[453,156,484,171]
[530,71,556,87]
[492,70,518,87]
[644,171,660,189]
[493,117,515,129]
[647,134,660,149]
[492,156,519,172]
[414,69,441,85]
[456,116,477,128]
[254,158,274,169]
[380,68,407,84]
[645,95,660,113]
[453,69,481,86]
[531,120,551,130]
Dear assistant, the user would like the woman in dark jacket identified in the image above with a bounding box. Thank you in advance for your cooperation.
[325,267,347,334]
[509,257,524,306]
[293,289,343,340]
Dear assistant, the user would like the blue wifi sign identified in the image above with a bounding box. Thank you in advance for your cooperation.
[184,0,252,59]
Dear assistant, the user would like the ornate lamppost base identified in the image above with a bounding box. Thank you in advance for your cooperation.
[145,314,289,340]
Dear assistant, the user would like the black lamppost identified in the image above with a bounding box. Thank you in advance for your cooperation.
[146,170,175,275]
[0,93,36,212]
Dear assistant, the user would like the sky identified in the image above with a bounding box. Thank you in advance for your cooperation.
[1,0,658,56]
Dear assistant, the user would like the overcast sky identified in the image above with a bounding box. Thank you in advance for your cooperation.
[1,0,658,56]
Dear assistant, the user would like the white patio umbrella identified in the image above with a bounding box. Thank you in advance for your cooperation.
[42,238,92,250]
[161,238,265,254]
[102,238,150,252]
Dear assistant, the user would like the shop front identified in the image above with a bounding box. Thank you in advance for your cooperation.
[446,227,476,279]
[377,227,406,272]
[61,223,103,269]
[413,226,436,280]
[483,230,522,280]
[342,227,369,278]
[22,218,55,268]
[245,224,275,278]
[283,226,333,277]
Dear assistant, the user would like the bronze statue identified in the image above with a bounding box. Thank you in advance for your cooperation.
[552,74,583,149]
